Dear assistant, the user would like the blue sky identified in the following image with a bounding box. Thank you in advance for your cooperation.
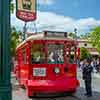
[11,0,100,35]
[38,0,100,19]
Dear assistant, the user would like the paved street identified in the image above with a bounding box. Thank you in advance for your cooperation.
[12,69,100,100]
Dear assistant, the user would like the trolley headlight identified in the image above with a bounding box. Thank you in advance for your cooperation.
[54,67,60,74]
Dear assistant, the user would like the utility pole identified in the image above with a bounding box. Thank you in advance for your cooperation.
[0,0,12,99]
[23,22,27,40]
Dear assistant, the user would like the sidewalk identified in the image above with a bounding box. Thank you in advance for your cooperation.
[93,73,100,78]
[11,72,20,90]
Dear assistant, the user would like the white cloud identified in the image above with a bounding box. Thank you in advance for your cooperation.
[38,0,54,5]
[11,10,100,35]
[11,10,25,31]
[77,18,100,27]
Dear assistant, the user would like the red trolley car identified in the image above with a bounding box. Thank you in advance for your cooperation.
[14,31,79,98]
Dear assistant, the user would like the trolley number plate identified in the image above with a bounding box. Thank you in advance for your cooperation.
[33,68,46,76]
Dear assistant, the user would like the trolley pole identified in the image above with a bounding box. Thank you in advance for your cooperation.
[0,0,12,99]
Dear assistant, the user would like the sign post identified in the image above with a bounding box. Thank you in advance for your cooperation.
[0,0,11,99]
[16,0,37,40]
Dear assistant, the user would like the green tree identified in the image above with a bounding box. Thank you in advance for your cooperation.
[69,32,77,39]
[89,26,100,53]
[10,27,19,56]
[80,47,91,60]
[80,33,90,39]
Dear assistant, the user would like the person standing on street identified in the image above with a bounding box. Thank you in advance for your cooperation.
[82,58,93,97]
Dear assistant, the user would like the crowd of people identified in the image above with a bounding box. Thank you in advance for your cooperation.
[79,57,100,73]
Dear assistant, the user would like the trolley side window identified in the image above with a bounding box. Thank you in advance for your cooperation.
[66,46,75,64]
[48,44,64,64]
[22,48,26,64]
[31,43,45,64]
[15,53,18,65]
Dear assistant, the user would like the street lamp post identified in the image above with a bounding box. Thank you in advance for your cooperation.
[0,0,12,99]
[23,22,27,40]
[74,28,77,39]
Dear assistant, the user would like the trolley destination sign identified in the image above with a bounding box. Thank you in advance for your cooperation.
[16,0,36,21]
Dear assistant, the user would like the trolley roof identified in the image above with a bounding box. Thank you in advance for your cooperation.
[16,31,76,49]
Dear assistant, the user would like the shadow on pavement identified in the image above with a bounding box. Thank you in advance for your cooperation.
[32,87,100,100]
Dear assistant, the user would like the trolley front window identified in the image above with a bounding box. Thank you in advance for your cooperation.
[31,43,45,64]
[48,44,64,64]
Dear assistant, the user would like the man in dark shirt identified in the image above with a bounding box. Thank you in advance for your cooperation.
[82,58,93,97]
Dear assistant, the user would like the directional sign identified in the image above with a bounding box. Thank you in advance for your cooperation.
[16,0,37,21]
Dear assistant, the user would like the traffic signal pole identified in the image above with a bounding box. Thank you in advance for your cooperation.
[0,0,12,99]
